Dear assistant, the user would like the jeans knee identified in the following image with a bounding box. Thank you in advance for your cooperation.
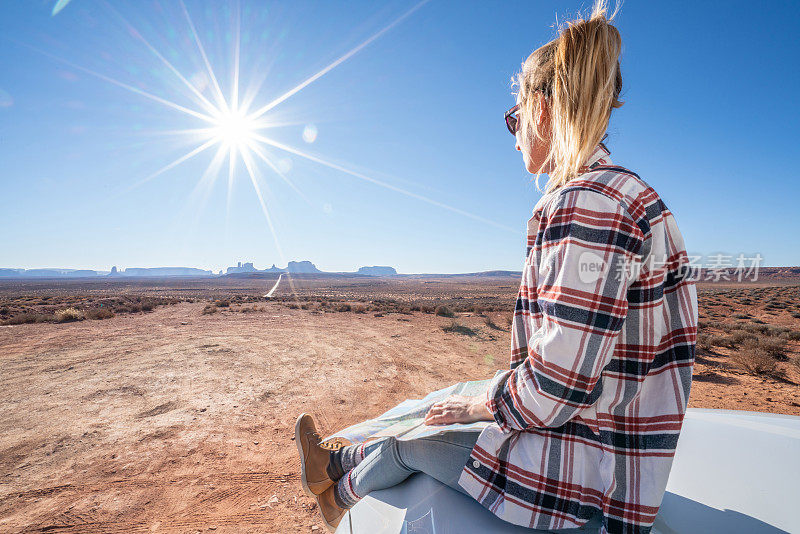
[383,436,412,472]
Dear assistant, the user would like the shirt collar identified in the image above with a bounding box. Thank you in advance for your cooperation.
[582,141,612,171]
[530,142,613,216]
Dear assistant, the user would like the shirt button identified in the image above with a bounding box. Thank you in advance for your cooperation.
[473,460,481,469]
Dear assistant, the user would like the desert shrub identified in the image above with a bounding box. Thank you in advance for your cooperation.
[141,302,153,312]
[215,300,230,308]
[0,306,9,315]
[759,338,787,359]
[420,305,434,314]
[85,308,114,320]
[336,303,352,312]
[353,304,367,314]
[705,334,726,348]
[715,322,737,334]
[484,316,502,330]
[202,304,217,315]
[696,333,714,352]
[435,306,455,318]
[441,321,477,336]
[741,323,770,335]
[1,312,51,325]
[730,331,757,346]
[764,325,789,337]
[732,341,785,379]
[55,307,84,323]
[780,330,800,341]
[709,333,752,349]
[791,312,800,319]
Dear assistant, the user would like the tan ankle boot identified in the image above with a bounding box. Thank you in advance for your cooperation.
[295,413,334,497]
[317,484,348,531]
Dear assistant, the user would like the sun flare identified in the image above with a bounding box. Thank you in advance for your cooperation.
[208,108,259,150]
[39,0,510,244]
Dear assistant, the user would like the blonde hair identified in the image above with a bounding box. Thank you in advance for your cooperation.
[516,0,623,192]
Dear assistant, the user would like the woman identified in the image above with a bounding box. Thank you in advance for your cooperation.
[295,2,698,532]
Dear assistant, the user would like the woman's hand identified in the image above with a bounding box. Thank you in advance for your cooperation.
[423,394,493,426]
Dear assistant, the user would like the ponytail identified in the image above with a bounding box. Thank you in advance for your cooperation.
[517,0,623,192]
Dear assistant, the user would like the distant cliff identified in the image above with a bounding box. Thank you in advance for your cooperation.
[227,262,258,274]
[357,266,397,277]
[286,260,321,273]
[223,260,322,276]
[116,267,214,277]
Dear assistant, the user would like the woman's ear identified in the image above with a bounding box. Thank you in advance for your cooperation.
[535,94,550,130]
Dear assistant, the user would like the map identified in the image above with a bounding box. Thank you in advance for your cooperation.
[319,371,504,450]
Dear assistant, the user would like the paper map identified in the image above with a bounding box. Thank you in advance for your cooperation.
[319,371,504,450]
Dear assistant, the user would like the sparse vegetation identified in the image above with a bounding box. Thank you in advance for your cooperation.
[85,308,114,320]
[696,333,713,352]
[1,312,51,325]
[202,304,218,315]
[441,321,477,336]
[435,305,455,318]
[732,339,785,379]
[759,338,787,359]
[483,315,504,331]
[55,307,84,323]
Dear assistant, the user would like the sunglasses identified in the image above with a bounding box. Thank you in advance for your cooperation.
[504,104,520,135]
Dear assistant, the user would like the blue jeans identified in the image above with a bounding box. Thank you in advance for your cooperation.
[347,431,600,533]
[351,431,481,499]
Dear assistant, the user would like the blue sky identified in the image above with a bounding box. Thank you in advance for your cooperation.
[1,0,798,273]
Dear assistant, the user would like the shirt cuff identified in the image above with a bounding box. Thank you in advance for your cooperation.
[485,369,514,434]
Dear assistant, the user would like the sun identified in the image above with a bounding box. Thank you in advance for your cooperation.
[209,108,258,150]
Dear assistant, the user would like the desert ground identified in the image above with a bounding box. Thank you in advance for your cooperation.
[1,275,799,532]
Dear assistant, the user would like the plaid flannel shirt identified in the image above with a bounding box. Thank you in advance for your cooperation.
[458,143,698,534]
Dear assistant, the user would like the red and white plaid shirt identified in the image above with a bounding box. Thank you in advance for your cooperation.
[458,143,698,534]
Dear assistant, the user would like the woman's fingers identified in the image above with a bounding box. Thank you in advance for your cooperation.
[426,407,457,424]
[425,412,450,425]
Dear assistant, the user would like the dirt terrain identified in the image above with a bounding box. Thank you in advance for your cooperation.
[1,277,799,532]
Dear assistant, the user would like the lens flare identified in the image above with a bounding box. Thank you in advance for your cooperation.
[302,124,318,144]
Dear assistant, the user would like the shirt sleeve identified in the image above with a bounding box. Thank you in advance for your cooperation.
[486,188,645,432]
